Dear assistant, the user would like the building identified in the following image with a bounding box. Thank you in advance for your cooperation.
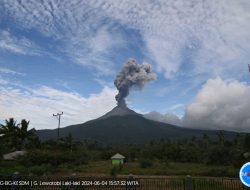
[111,153,125,165]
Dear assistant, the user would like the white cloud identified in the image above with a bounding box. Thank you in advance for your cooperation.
[67,26,125,75]
[0,84,117,130]
[0,78,9,85]
[183,78,250,132]
[0,30,42,56]
[168,104,184,111]
[144,111,182,126]
[2,0,249,133]
[2,0,249,78]
[86,0,250,78]
[0,67,25,76]
[1,1,127,75]
[94,78,113,88]
[147,78,250,132]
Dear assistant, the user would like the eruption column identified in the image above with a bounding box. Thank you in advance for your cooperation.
[114,59,156,107]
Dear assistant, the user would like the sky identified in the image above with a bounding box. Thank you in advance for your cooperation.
[0,0,250,132]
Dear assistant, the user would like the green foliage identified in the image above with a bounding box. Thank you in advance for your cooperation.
[19,149,88,167]
[139,159,153,168]
[244,134,250,150]
[110,167,116,176]
[205,146,230,165]
[0,143,3,162]
[110,164,123,177]
[110,166,118,177]
[28,164,52,176]
[0,163,27,175]
[0,117,248,177]
[0,118,39,151]
[0,118,19,150]
[202,168,233,177]
[99,150,113,160]
[110,162,123,176]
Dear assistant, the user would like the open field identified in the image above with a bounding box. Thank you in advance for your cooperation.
[0,160,245,189]
[0,160,239,177]
[54,161,237,177]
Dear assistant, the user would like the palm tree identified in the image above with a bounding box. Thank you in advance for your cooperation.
[0,118,19,150]
[0,118,17,134]
[0,118,38,150]
[17,119,37,149]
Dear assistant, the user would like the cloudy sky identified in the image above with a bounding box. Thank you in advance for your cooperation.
[0,0,250,132]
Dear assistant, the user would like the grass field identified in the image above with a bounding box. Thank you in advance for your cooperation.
[54,160,238,177]
[0,160,243,190]
[0,159,239,177]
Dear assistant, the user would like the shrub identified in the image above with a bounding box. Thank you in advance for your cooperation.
[28,164,52,176]
[0,153,2,163]
[0,165,27,175]
[71,151,88,165]
[18,149,89,168]
[110,166,118,177]
[203,168,233,177]
[139,159,153,168]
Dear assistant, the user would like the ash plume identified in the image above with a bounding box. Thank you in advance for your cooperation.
[114,58,156,107]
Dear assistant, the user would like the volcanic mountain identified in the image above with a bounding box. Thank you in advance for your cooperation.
[98,105,140,119]
[37,105,239,144]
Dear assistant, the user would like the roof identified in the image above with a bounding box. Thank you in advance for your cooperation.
[111,153,125,159]
[3,151,26,160]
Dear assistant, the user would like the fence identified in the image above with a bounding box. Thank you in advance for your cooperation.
[0,173,250,190]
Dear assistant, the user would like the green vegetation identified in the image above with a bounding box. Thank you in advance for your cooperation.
[0,118,39,152]
[139,159,153,168]
[0,118,249,177]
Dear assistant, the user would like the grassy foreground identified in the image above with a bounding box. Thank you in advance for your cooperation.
[53,161,238,177]
[0,160,238,177]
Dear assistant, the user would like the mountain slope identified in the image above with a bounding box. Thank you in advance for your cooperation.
[98,105,140,120]
[37,114,238,144]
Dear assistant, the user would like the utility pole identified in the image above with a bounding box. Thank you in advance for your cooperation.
[53,112,63,140]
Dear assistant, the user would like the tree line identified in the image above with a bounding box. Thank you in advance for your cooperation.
[0,118,249,176]
[0,118,39,154]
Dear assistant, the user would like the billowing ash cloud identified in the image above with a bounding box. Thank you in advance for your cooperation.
[144,111,182,126]
[183,78,250,132]
[114,58,156,107]
[144,78,250,132]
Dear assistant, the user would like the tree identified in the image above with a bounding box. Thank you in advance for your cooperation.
[233,133,240,146]
[202,133,209,148]
[17,119,37,149]
[217,131,225,146]
[244,134,250,151]
[0,118,18,136]
[60,133,74,152]
[191,135,197,143]
[0,118,38,150]
[0,118,19,150]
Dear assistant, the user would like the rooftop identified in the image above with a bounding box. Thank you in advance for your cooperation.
[111,153,125,159]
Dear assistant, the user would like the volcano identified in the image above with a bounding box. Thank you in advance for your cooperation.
[98,105,140,120]
[37,105,239,144]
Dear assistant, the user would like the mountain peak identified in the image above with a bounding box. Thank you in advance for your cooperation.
[98,105,141,120]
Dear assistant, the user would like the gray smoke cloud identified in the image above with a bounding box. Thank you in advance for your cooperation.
[114,58,156,107]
